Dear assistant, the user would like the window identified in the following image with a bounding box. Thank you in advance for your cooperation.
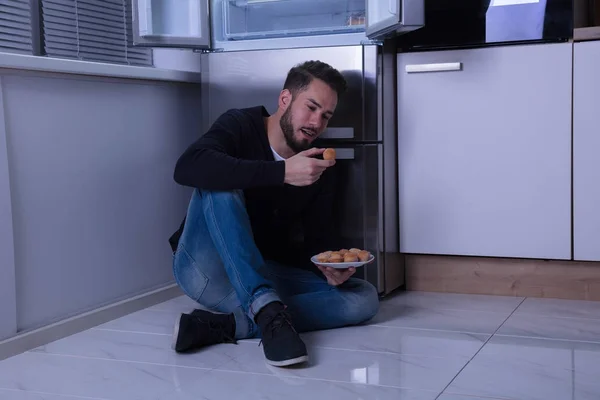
[0,0,153,67]
[0,0,34,55]
[40,0,153,66]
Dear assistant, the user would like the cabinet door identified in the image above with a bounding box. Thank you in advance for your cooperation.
[397,43,572,260]
[131,0,210,48]
[366,0,424,40]
[573,41,600,261]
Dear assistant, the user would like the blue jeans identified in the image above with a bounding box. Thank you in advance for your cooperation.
[172,189,380,339]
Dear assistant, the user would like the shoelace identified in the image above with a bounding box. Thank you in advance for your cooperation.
[195,317,238,345]
[258,310,297,347]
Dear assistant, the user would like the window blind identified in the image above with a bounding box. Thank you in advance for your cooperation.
[0,0,33,54]
[41,0,153,66]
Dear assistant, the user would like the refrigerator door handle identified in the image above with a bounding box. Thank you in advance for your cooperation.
[329,148,355,160]
[320,127,354,140]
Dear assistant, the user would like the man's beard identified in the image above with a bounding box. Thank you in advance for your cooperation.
[280,106,311,154]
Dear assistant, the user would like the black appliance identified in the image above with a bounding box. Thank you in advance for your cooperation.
[396,0,573,51]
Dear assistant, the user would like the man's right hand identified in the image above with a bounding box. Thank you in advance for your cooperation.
[283,148,335,187]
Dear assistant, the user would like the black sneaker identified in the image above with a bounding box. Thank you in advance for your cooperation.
[255,302,308,367]
[172,309,237,353]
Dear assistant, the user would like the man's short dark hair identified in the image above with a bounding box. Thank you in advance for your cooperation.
[283,60,347,99]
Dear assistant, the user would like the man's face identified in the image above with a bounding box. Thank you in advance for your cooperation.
[279,79,338,153]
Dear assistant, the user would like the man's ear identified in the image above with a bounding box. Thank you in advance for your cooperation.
[278,89,292,111]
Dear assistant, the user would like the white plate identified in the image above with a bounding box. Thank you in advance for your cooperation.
[310,254,375,269]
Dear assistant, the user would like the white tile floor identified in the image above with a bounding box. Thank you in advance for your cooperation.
[1,291,600,400]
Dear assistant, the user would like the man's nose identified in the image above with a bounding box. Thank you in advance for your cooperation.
[309,116,322,130]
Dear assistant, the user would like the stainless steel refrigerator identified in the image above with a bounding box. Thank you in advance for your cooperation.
[128,0,420,296]
[199,44,404,296]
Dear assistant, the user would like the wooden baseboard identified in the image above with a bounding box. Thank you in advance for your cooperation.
[405,254,600,301]
[574,27,600,42]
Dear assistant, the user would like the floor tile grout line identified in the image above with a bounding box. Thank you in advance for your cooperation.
[433,296,528,400]
[197,366,442,392]
[14,351,441,393]
[84,324,506,359]
[507,312,600,322]
[94,322,493,338]
[0,387,114,400]
[27,331,478,367]
[369,323,493,335]
[28,344,474,363]
[493,333,600,345]
[135,308,188,314]
[90,328,173,336]
[308,345,474,359]
[22,350,235,371]
[91,322,491,342]
[380,305,524,316]
[440,392,514,400]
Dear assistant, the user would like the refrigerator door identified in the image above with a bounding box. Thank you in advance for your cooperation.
[366,0,425,40]
[202,45,379,142]
[323,143,403,295]
[322,145,382,291]
[202,45,403,295]
[131,0,211,48]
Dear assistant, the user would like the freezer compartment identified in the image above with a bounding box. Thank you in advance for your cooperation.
[216,0,365,41]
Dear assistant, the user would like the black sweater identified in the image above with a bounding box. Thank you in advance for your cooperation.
[169,106,340,272]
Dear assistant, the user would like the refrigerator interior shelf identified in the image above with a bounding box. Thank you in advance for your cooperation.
[222,0,366,40]
[223,24,365,40]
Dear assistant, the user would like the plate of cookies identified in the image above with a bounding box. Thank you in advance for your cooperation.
[311,248,374,269]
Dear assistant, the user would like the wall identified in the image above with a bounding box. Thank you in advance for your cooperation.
[0,68,201,338]
[0,81,16,340]
[152,49,202,73]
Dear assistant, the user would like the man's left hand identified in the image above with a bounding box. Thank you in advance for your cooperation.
[317,265,356,286]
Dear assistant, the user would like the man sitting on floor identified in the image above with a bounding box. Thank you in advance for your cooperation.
[168,60,379,367]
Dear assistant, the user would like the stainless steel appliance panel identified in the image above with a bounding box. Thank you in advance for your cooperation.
[202,44,404,296]
[380,41,404,294]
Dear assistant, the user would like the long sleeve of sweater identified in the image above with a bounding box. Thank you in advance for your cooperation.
[173,109,286,190]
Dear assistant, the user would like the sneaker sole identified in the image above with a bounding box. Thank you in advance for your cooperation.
[265,354,309,367]
[171,314,182,351]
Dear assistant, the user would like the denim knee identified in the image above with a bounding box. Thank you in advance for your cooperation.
[359,281,381,322]
[172,244,209,304]
[200,189,245,205]
[340,280,380,325]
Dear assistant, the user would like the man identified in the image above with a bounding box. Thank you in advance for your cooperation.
[168,60,379,367]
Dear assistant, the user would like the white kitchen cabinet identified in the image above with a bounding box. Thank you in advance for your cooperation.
[573,40,600,261]
[397,43,572,259]
[130,0,423,51]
